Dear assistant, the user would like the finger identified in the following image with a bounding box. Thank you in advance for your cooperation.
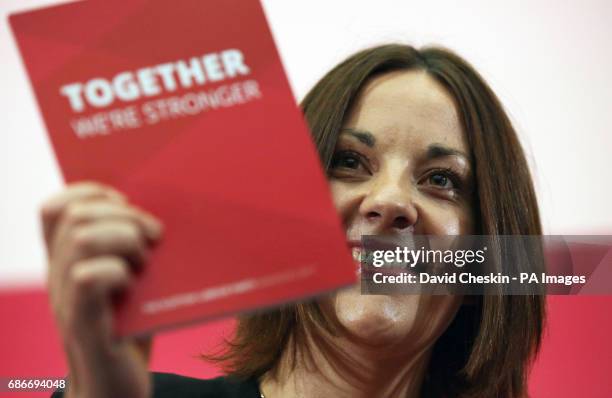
[54,220,149,282]
[41,182,126,248]
[52,201,163,251]
[61,256,131,343]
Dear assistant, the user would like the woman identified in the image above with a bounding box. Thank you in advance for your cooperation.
[45,44,544,398]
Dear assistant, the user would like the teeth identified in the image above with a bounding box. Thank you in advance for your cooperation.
[353,248,362,275]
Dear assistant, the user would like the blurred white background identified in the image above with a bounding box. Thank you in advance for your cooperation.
[1,0,611,287]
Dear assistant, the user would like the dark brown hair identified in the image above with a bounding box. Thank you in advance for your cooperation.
[208,44,545,398]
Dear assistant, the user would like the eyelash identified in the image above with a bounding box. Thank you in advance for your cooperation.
[330,150,371,174]
[425,167,463,190]
[330,150,464,192]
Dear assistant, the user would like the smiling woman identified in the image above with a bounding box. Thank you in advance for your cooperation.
[207,45,545,398]
[46,44,544,398]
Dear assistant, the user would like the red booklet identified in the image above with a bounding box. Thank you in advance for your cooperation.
[10,0,355,336]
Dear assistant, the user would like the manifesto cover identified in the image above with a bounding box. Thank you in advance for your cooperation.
[10,0,355,336]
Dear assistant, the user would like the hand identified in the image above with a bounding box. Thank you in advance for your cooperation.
[42,182,163,398]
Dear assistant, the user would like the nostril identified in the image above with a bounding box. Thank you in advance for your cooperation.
[392,216,410,230]
[366,211,380,219]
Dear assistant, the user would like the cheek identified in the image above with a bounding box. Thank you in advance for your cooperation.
[328,180,358,222]
[329,179,476,235]
[417,201,474,235]
[329,180,347,207]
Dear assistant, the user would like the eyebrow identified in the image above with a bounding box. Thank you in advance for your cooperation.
[340,128,376,147]
[340,129,469,163]
[426,144,470,162]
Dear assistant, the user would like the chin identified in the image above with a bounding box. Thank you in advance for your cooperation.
[322,284,463,350]
[327,285,422,345]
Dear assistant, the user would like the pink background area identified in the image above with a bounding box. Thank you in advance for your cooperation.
[0,289,610,398]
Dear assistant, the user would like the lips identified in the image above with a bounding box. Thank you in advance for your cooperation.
[351,247,363,276]
[350,246,413,281]
[348,238,424,281]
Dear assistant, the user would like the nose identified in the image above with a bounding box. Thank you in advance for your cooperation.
[359,176,418,233]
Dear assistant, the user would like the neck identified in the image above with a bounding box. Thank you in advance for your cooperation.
[259,329,432,398]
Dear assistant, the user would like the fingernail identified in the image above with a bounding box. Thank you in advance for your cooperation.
[148,217,164,239]
[109,190,127,201]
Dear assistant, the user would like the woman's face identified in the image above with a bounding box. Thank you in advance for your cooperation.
[323,70,475,349]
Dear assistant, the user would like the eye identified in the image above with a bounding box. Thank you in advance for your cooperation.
[422,168,462,191]
[428,172,454,189]
[330,150,370,174]
[332,152,360,169]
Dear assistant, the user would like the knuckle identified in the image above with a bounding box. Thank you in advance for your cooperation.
[69,264,96,294]
[64,204,89,225]
[124,222,141,240]
[114,260,131,280]
[112,202,133,216]
[69,226,95,253]
[76,181,106,192]
[99,255,125,270]
[116,221,142,246]
[80,181,123,200]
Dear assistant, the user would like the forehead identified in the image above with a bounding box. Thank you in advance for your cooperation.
[343,70,467,152]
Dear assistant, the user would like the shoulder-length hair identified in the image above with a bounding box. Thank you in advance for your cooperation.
[208,44,545,398]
